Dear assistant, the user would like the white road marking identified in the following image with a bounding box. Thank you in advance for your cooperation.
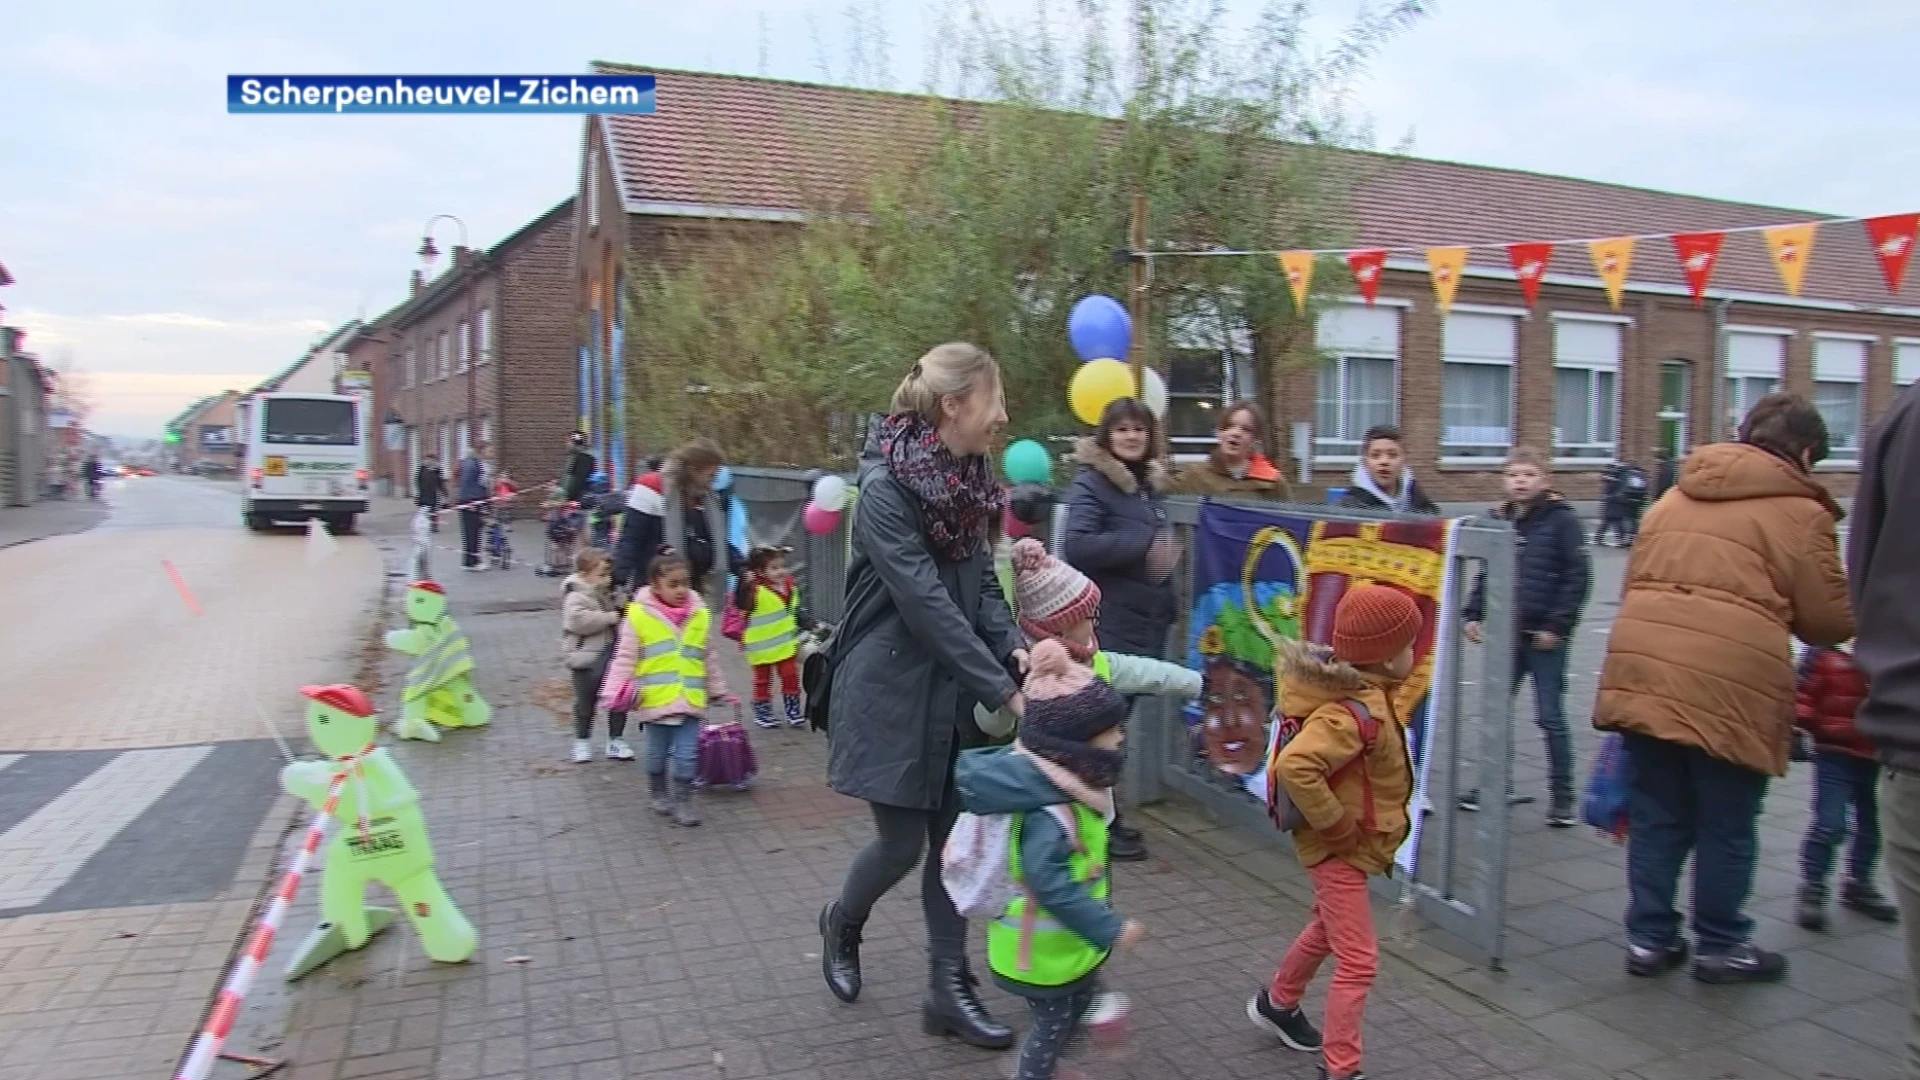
[0,756,20,775]
[0,745,212,909]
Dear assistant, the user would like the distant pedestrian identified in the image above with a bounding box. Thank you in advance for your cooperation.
[1461,447,1590,825]
[1336,425,1439,514]
[1165,400,1291,500]
[1792,645,1900,930]
[456,442,489,570]
[607,553,737,826]
[1652,447,1679,501]
[562,549,632,764]
[1596,393,1852,985]
[1595,459,1651,546]
[1848,379,1920,1076]
[415,454,445,533]
[564,431,596,505]
[1249,586,1423,1080]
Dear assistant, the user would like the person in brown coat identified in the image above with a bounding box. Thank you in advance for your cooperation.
[1165,400,1292,500]
[1594,393,1853,985]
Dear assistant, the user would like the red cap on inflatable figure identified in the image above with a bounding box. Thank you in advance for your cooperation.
[409,580,445,594]
[301,684,376,718]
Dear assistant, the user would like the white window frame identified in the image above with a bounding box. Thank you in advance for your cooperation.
[1314,303,1401,463]
[1813,334,1870,464]
[437,331,450,380]
[457,320,471,374]
[1164,292,1256,459]
[586,141,601,231]
[476,308,492,364]
[1550,315,1623,464]
[1724,327,1787,438]
[1439,311,1518,463]
[405,347,417,389]
[1896,337,1920,387]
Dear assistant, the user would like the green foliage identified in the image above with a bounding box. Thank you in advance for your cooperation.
[625,0,1429,464]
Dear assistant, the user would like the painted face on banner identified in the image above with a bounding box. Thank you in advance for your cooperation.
[1201,658,1269,775]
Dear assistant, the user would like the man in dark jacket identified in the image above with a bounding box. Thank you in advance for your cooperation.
[1849,381,1920,1063]
[455,443,489,570]
[1596,459,1651,546]
[1462,446,1591,823]
[1337,425,1440,515]
[563,432,596,505]
[415,454,445,532]
[1652,448,1679,502]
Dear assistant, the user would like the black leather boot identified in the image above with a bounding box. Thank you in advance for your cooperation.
[922,957,1014,1049]
[819,902,864,1002]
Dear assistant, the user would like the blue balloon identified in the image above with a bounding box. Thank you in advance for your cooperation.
[1068,295,1132,363]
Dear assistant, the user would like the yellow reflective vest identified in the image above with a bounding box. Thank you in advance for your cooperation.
[987,802,1111,987]
[626,602,710,712]
[741,581,800,667]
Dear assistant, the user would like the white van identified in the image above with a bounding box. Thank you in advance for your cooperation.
[237,392,370,532]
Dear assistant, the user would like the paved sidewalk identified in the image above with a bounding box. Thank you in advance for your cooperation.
[0,497,104,549]
[223,520,1582,1080]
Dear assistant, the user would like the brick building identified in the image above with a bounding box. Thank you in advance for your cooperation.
[363,199,577,498]
[167,391,243,475]
[580,66,1920,501]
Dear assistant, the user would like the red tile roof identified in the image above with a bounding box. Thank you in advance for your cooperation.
[596,64,1919,309]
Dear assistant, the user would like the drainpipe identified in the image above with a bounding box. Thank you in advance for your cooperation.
[1710,297,1732,442]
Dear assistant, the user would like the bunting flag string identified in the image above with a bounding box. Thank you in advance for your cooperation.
[1138,211,1918,308]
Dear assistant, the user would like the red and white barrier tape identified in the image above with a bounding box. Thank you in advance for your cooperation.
[174,745,371,1080]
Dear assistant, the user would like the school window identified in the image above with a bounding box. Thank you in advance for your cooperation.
[405,347,417,389]
[455,419,470,461]
[457,321,471,374]
[1314,304,1399,460]
[1164,296,1255,456]
[586,143,601,230]
[1896,340,1920,388]
[476,308,492,364]
[437,331,450,380]
[1724,328,1786,437]
[1813,336,1869,462]
[478,415,492,448]
[1439,312,1517,460]
[1551,317,1622,461]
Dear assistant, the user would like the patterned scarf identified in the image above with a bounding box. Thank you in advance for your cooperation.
[877,411,1004,563]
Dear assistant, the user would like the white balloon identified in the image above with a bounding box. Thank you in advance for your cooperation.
[812,474,850,512]
[1141,367,1170,418]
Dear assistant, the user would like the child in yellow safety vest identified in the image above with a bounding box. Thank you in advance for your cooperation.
[1000,537,1202,862]
[954,638,1144,1080]
[734,545,808,729]
[609,553,737,827]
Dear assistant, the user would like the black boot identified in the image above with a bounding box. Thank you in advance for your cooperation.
[1842,879,1901,923]
[922,957,1014,1049]
[819,902,864,1002]
[1109,817,1149,862]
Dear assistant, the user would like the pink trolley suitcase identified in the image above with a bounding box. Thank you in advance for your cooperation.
[695,708,757,791]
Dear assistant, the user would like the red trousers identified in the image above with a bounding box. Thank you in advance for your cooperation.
[1269,858,1378,1077]
[752,656,798,702]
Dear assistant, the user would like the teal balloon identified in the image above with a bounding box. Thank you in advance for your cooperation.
[1002,439,1051,484]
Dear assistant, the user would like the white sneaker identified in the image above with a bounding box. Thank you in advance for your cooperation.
[606,738,635,761]
[571,739,593,763]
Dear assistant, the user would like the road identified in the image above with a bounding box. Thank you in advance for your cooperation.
[0,475,383,1080]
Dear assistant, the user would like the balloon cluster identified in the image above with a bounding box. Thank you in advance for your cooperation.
[1065,295,1167,424]
[803,474,848,535]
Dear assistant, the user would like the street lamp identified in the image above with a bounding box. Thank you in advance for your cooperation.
[419,214,476,457]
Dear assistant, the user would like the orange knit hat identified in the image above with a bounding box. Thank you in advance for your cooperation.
[1331,585,1422,667]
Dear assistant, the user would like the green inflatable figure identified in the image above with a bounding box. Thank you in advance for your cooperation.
[282,683,477,979]
[384,579,491,742]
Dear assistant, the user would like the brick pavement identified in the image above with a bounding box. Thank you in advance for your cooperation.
[220,514,1594,1080]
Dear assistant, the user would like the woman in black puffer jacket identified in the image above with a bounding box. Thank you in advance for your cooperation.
[1063,396,1178,860]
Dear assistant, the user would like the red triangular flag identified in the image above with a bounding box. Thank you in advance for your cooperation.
[1865,214,1919,295]
[1346,249,1387,305]
[1669,232,1724,307]
[1506,242,1553,306]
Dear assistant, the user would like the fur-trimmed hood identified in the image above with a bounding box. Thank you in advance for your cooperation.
[1274,638,1392,718]
[1074,437,1166,495]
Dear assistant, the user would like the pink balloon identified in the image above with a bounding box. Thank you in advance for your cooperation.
[803,502,841,535]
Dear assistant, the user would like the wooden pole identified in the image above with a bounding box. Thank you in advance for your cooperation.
[1127,193,1148,392]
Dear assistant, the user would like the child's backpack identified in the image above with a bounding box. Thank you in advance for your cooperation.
[695,719,757,790]
[1581,733,1633,842]
[942,804,1081,920]
[1623,466,1649,496]
[1265,699,1378,833]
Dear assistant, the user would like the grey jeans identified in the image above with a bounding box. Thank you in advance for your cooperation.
[1881,766,1920,1078]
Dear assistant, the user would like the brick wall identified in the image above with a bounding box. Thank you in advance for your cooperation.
[498,203,579,490]
[1267,267,1920,505]
[385,257,501,488]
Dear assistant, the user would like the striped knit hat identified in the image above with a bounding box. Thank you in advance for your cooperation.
[1010,538,1101,641]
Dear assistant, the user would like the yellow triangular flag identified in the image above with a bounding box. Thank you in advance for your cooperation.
[1588,236,1636,310]
[1426,246,1469,313]
[1277,251,1314,314]
[1763,222,1818,296]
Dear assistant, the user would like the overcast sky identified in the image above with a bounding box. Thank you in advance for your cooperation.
[4,0,1915,438]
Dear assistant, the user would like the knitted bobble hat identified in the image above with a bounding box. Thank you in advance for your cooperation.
[1010,538,1101,640]
[1330,585,1423,667]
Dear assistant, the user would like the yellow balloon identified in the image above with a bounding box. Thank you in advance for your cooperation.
[1069,358,1137,425]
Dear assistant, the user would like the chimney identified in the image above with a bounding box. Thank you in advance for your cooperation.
[410,270,423,296]
[452,245,472,270]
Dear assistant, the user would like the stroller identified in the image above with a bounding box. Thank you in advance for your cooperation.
[485,510,513,570]
[535,487,579,577]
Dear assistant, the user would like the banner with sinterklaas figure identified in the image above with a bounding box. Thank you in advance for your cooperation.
[1183,502,1459,873]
